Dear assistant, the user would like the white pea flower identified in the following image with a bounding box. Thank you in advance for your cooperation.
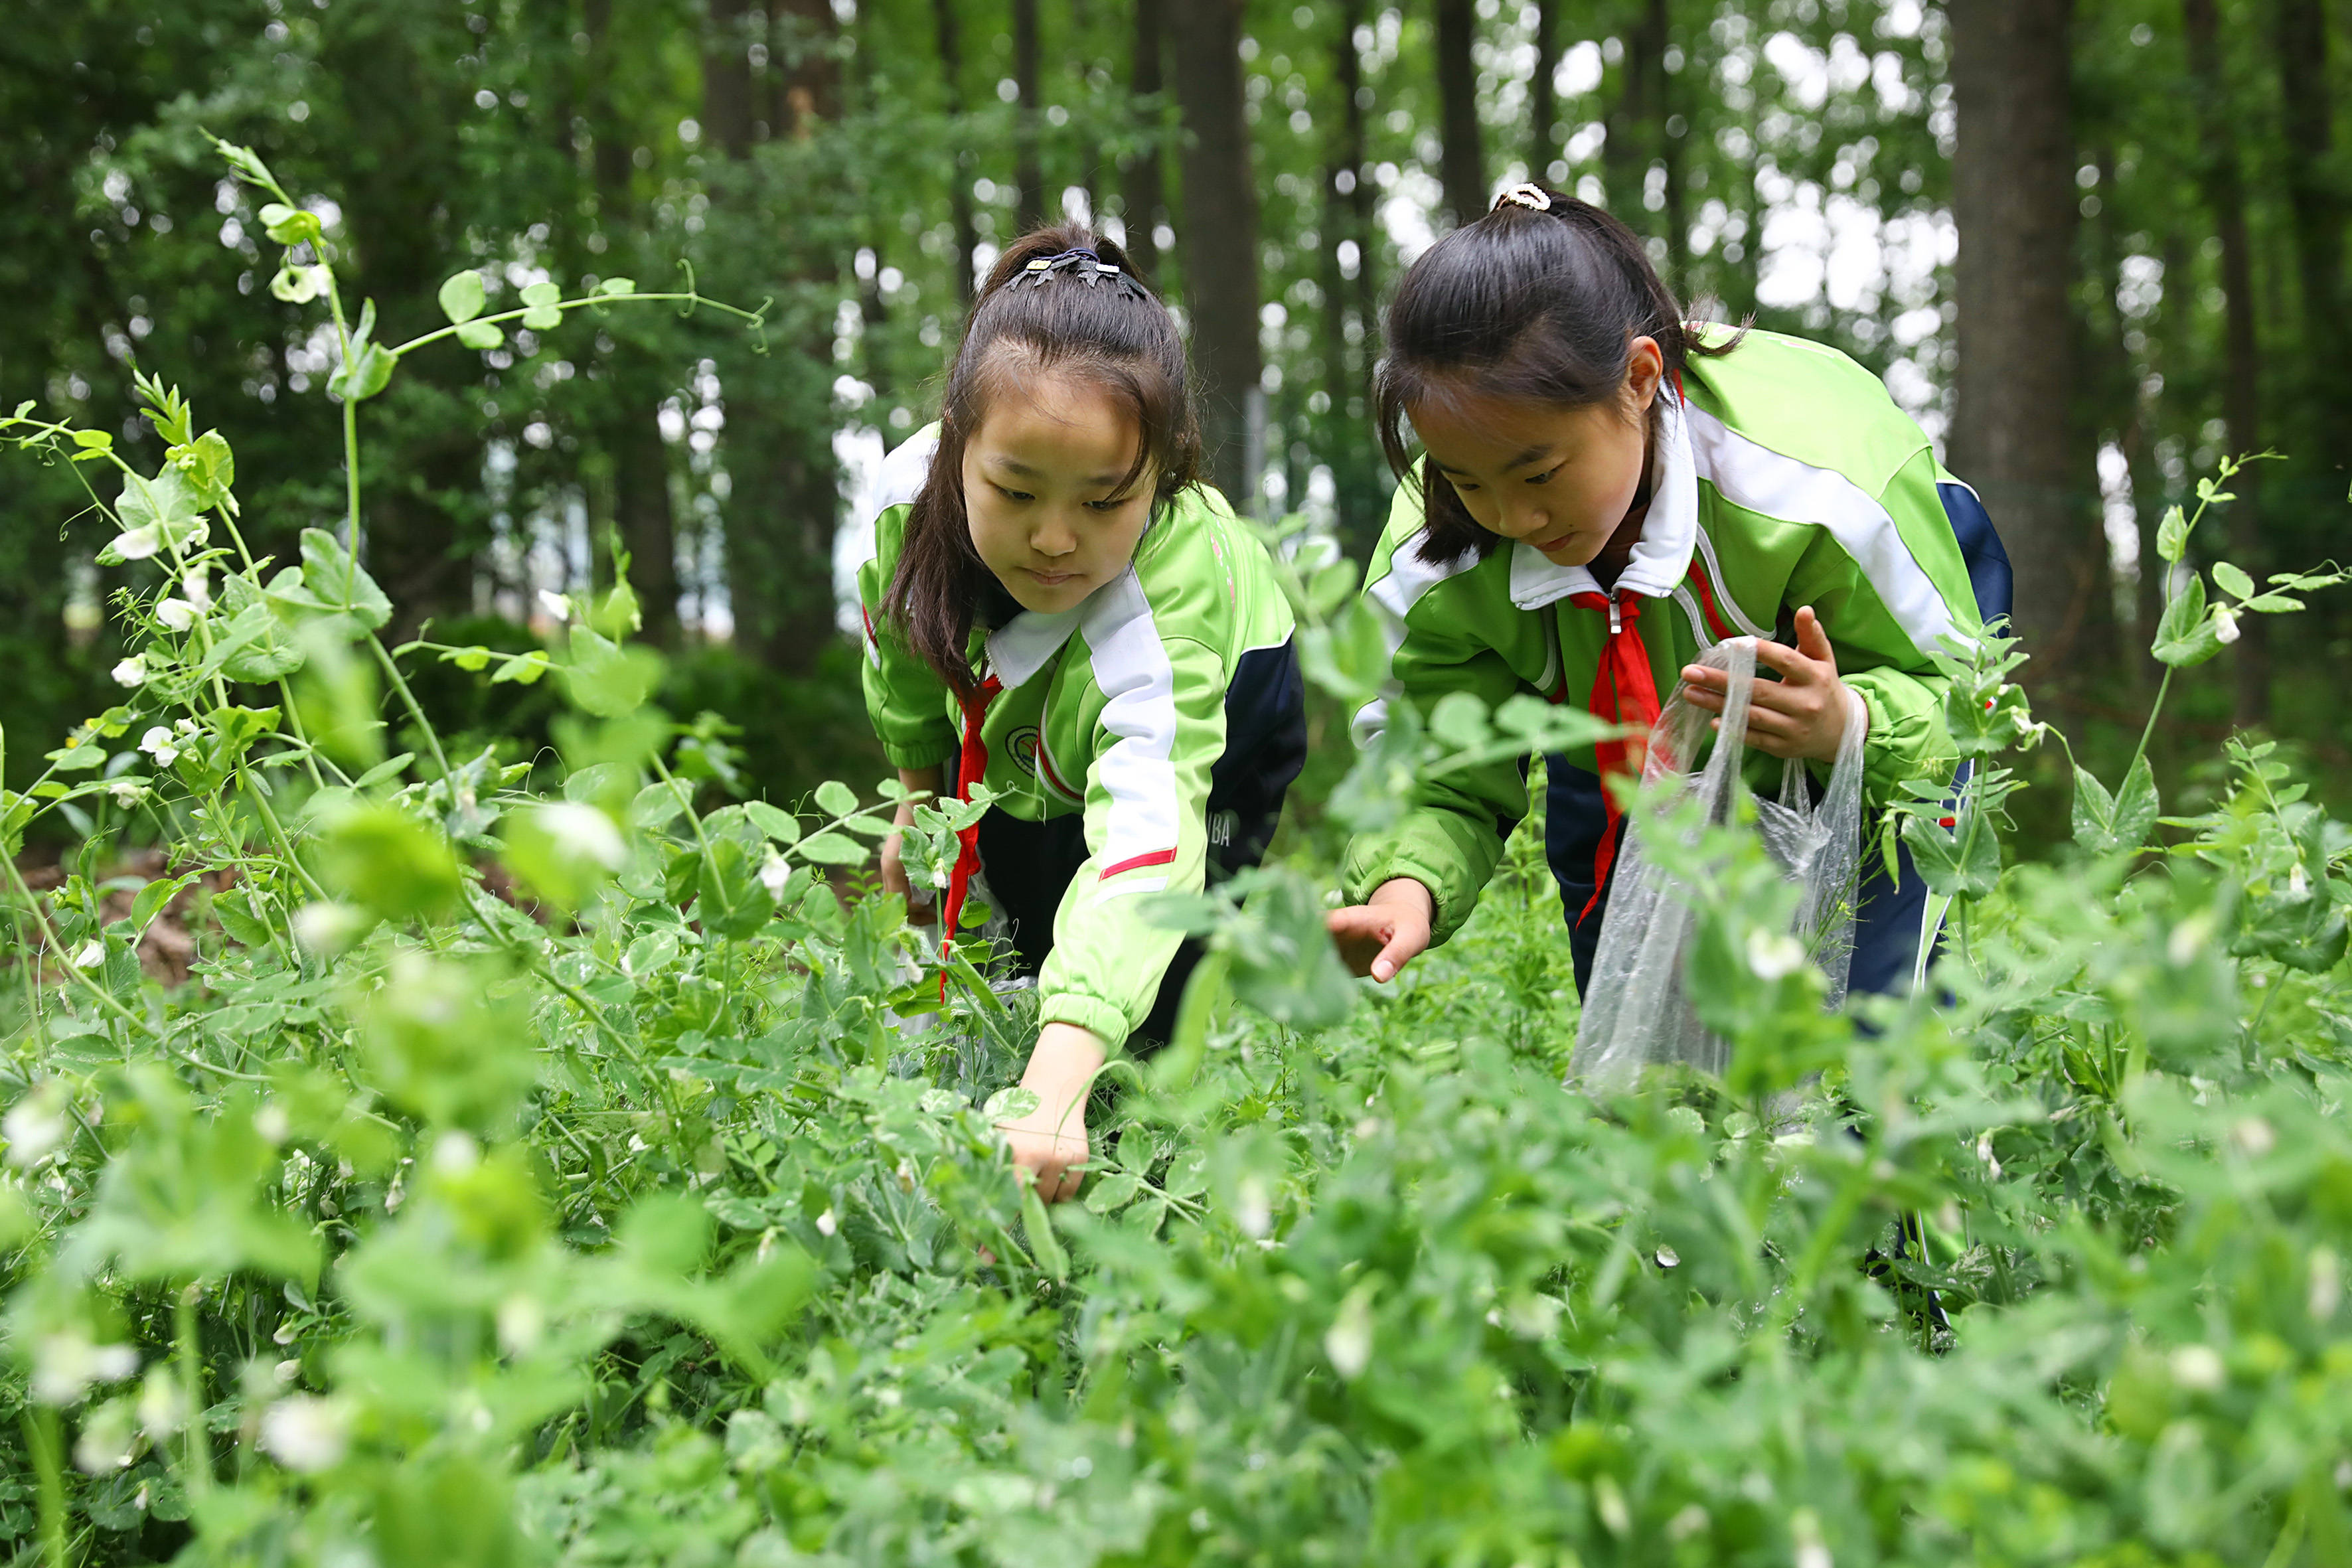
[1324,1289,1373,1380]
[537,589,573,623]
[138,726,180,767]
[6,1083,72,1168]
[535,801,626,870]
[173,717,197,737]
[110,524,163,561]
[72,1399,139,1474]
[181,568,212,611]
[2213,605,2242,645]
[1745,928,1806,980]
[1235,1174,1272,1239]
[2169,1343,2227,1391]
[154,597,198,632]
[258,1395,349,1472]
[110,655,148,688]
[290,902,369,955]
[136,1368,187,1438]
[30,1331,139,1406]
[759,845,793,899]
[71,940,106,971]
[108,779,145,808]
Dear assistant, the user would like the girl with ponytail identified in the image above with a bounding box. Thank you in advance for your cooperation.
[857,225,1304,1202]
[1328,187,2012,1002]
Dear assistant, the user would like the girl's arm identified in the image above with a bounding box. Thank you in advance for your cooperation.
[880,763,943,917]
[995,1022,1105,1202]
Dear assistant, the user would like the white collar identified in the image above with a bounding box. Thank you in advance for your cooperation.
[1506,394,1698,610]
[984,603,1083,689]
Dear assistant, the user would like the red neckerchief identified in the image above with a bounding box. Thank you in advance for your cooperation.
[1563,591,1663,923]
[937,674,1002,994]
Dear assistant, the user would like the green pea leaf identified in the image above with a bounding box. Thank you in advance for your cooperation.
[2211,561,2256,602]
[437,269,487,324]
[2156,505,2188,564]
[814,780,858,819]
[520,281,562,307]
[743,800,803,846]
[327,341,397,403]
[2153,575,2225,667]
[791,830,870,868]
[597,277,636,296]
[455,318,504,351]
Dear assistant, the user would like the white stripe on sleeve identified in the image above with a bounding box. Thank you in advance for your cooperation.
[1080,570,1184,872]
[1685,406,1955,658]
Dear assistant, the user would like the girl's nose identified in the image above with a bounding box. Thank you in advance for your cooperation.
[1499,499,1550,540]
[1032,514,1078,557]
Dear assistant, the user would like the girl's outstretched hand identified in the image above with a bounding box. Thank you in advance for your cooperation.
[1678,606,1865,763]
[996,1023,1104,1204]
[882,765,943,921]
[1326,877,1436,983]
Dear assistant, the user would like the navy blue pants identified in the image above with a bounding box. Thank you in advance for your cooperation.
[1541,759,1935,1002]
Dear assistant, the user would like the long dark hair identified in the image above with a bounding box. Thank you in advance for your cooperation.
[885,224,1202,696]
[1374,187,1745,565]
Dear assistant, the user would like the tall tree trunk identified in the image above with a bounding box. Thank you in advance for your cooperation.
[704,0,755,157]
[1601,8,1656,228]
[2273,0,2347,521]
[1122,0,1166,283]
[2088,144,2162,684]
[2183,0,2268,725]
[720,0,844,673]
[1434,0,1486,226]
[1169,0,1263,505]
[1013,0,1046,232]
[613,411,680,645]
[1651,0,1687,279]
[1529,0,1562,179]
[1950,0,2094,688]
[931,0,979,304]
[1324,0,1382,556]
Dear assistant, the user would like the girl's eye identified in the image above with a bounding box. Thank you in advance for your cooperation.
[1085,497,1129,513]
[1448,477,1480,493]
[1526,464,1564,486]
[995,485,1034,502]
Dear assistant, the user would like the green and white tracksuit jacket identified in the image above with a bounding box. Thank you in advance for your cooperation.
[858,426,1302,1051]
[1342,327,2009,947]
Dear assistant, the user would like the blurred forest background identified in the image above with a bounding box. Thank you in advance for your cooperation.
[5,0,2346,832]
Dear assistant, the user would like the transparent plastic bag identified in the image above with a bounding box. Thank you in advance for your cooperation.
[1568,636,1869,1089]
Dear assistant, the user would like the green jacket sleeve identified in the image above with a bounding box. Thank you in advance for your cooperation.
[1339,507,1529,947]
[1784,446,1974,807]
[856,506,960,773]
[1034,631,1229,1051]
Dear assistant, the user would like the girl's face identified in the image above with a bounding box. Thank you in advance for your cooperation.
[961,368,1156,615]
[1410,336,1664,567]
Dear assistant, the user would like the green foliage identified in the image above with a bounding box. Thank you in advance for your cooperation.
[7,134,2352,1568]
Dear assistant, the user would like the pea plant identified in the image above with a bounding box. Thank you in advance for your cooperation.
[2,146,2351,1567]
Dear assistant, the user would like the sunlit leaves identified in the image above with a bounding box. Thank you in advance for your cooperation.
[436,269,486,324]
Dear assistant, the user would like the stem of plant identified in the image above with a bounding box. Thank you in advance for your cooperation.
[177,1283,212,1498]
[19,1409,64,1568]
[366,635,453,781]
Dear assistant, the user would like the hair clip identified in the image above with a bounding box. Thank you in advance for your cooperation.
[1494,183,1553,213]
[1014,247,1149,299]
